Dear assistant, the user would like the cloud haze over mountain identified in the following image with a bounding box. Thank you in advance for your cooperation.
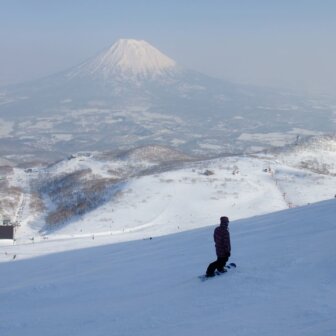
[1,1,336,96]
[1,38,334,165]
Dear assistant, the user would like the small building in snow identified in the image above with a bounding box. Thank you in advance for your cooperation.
[0,215,14,239]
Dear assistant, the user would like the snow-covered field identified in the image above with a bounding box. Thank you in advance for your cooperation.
[1,137,336,255]
[0,199,335,336]
[0,137,335,335]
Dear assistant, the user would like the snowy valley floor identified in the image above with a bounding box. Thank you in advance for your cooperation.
[0,199,335,336]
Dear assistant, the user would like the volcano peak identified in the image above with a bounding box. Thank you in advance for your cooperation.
[70,38,177,80]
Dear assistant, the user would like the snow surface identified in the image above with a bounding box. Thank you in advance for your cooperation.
[0,199,335,336]
[2,140,335,249]
[0,118,14,137]
[69,39,177,80]
[1,140,335,335]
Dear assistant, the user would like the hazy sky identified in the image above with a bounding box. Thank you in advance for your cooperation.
[1,0,336,96]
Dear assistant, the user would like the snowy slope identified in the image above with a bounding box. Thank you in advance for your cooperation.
[68,39,177,80]
[0,199,335,336]
[276,135,336,175]
[2,139,335,248]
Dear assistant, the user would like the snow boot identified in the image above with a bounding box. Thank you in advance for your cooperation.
[206,272,215,278]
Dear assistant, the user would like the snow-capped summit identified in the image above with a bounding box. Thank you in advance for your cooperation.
[68,39,178,80]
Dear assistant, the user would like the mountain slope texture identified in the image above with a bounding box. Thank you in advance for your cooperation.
[68,39,177,80]
[0,39,334,164]
[0,199,335,336]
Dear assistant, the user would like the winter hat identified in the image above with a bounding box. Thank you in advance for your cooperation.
[220,216,229,224]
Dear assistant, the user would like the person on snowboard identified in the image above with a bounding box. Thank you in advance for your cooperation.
[206,216,231,277]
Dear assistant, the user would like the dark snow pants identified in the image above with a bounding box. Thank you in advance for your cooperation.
[206,256,229,276]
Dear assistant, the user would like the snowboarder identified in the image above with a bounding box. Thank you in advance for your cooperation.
[206,216,231,277]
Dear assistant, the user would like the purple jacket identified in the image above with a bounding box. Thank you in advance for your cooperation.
[214,222,231,257]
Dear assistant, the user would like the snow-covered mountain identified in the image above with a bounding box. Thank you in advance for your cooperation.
[275,135,336,175]
[1,39,335,336]
[68,39,178,80]
[1,135,335,244]
[0,39,334,164]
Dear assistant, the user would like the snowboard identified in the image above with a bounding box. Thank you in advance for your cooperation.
[199,262,237,282]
